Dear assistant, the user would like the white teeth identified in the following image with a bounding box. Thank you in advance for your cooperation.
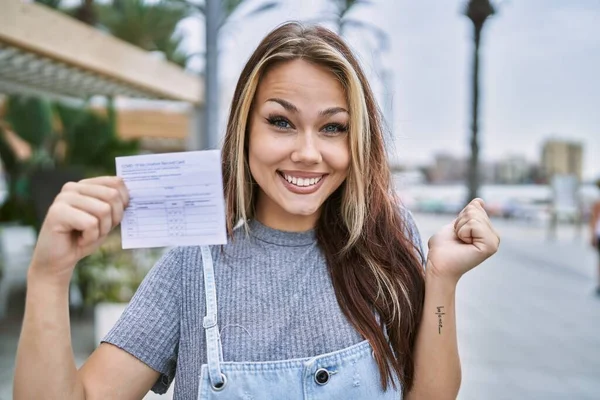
[283,174,323,187]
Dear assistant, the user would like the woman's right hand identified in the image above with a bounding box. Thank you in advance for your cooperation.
[29,176,129,285]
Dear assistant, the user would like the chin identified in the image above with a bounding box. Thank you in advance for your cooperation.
[284,203,321,217]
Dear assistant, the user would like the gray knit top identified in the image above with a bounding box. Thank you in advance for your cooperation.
[103,214,423,399]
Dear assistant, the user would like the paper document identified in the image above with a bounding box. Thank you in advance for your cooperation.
[116,150,227,249]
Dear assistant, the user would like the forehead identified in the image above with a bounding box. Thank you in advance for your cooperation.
[255,59,347,108]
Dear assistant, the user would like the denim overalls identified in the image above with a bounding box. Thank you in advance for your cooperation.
[197,246,403,400]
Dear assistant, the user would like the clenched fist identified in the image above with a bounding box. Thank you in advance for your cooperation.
[427,198,500,283]
[29,176,129,285]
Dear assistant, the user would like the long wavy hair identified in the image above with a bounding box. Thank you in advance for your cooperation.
[221,22,426,391]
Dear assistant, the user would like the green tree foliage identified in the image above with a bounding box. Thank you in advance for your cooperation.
[34,0,63,9]
[0,96,139,227]
[38,0,191,66]
[97,0,191,67]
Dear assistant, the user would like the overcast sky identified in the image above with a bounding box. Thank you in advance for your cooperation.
[175,0,599,180]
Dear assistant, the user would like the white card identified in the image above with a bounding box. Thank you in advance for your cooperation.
[115,150,227,249]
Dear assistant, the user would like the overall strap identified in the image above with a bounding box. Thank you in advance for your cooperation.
[200,246,224,388]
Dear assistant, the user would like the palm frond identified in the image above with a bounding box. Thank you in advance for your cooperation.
[96,0,190,66]
[34,0,63,9]
[340,19,389,50]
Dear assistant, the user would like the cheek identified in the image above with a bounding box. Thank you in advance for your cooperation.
[248,145,270,185]
[324,141,351,177]
[248,128,284,179]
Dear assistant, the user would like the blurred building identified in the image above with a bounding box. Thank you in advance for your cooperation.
[480,161,498,184]
[428,153,467,183]
[496,155,532,184]
[528,164,547,184]
[541,140,583,181]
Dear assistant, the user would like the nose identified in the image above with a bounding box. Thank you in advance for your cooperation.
[290,131,322,165]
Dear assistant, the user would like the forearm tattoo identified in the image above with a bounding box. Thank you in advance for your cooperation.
[435,306,445,334]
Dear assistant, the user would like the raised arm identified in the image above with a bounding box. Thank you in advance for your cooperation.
[406,199,500,400]
[13,177,159,400]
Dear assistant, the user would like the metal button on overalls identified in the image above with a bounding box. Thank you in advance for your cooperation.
[314,368,330,385]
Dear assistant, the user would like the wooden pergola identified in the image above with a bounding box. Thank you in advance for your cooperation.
[0,0,203,104]
[0,0,205,321]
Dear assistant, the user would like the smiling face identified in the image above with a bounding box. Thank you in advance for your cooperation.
[248,59,350,231]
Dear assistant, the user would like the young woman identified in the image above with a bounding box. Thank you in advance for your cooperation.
[591,179,600,295]
[14,22,499,399]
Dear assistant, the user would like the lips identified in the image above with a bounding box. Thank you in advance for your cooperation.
[281,173,323,187]
[277,171,327,194]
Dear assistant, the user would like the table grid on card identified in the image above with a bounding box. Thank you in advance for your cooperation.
[124,198,220,239]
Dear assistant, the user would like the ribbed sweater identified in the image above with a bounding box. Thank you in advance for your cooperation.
[104,214,423,399]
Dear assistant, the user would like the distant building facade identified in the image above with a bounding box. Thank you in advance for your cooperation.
[480,161,499,184]
[428,153,467,183]
[496,155,532,184]
[541,140,583,181]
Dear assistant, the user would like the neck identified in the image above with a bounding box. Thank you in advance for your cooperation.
[254,201,319,233]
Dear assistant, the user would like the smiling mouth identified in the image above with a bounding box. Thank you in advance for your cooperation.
[277,171,326,187]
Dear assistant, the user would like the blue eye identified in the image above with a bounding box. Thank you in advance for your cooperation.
[322,124,348,134]
[274,119,290,129]
[267,116,292,130]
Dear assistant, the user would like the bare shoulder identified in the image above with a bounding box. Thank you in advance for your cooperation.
[78,343,160,400]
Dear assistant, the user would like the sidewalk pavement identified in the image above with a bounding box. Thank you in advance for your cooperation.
[414,213,600,400]
[1,213,599,399]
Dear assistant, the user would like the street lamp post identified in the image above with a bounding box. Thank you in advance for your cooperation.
[203,0,222,150]
[464,0,495,203]
[186,0,277,151]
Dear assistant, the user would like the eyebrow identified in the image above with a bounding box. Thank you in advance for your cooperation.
[266,98,298,113]
[319,107,348,117]
[266,98,348,117]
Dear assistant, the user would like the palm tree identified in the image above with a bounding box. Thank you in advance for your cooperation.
[35,0,188,65]
[96,0,191,67]
[326,1,393,151]
[74,0,97,26]
[35,0,63,8]
[222,0,279,22]
[36,0,96,27]
[169,0,278,149]
[464,0,495,203]
[329,0,388,50]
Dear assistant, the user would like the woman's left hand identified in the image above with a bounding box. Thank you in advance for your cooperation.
[426,198,500,283]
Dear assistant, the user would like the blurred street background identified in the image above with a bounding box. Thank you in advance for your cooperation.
[1,0,599,399]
